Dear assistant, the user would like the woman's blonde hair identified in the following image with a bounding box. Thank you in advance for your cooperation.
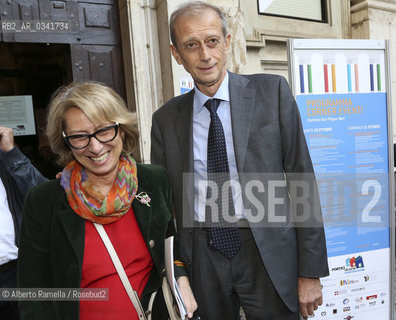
[46,81,139,166]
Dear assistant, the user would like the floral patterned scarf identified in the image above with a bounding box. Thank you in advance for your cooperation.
[60,153,138,224]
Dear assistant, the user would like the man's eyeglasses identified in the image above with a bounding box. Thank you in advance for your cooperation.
[62,123,119,149]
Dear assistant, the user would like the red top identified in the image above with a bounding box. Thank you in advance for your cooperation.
[79,208,153,320]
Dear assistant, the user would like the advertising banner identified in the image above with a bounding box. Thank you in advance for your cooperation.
[288,39,393,319]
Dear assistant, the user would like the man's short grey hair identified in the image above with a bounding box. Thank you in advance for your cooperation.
[169,1,228,48]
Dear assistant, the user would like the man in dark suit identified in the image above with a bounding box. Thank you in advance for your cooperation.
[0,126,47,320]
[151,2,329,319]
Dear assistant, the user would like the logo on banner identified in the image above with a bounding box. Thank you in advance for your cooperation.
[340,279,359,286]
[355,303,365,310]
[364,274,377,282]
[344,256,364,273]
[332,255,365,275]
[331,266,345,272]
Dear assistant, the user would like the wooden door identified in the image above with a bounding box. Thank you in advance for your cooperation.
[0,0,125,97]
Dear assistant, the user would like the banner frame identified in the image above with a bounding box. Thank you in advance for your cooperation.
[287,38,394,320]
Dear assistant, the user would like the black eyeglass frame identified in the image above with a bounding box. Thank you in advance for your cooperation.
[62,123,119,150]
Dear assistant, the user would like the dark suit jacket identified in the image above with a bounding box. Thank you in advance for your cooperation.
[151,72,329,312]
[17,163,186,319]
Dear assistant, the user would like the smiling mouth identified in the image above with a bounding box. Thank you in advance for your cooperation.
[199,65,215,71]
[90,152,110,162]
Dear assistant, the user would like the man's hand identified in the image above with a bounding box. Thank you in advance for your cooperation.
[298,277,323,319]
[176,276,198,319]
[0,126,15,153]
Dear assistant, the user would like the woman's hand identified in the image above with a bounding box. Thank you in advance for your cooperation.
[176,276,198,319]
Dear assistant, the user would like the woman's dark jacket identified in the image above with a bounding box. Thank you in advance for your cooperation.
[17,163,186,319]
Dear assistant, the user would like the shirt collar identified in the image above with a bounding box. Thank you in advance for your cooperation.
[193,71,229,115]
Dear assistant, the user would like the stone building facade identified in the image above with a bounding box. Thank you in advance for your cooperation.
[117,0,396,162]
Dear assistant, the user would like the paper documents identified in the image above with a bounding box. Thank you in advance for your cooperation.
[165,236,187,319]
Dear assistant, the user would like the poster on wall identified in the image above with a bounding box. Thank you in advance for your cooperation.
[0,95,36,136]
[288,39,393,319]
[180,76,194,94]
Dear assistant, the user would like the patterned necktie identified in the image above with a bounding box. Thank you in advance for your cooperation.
[204,98,242,260]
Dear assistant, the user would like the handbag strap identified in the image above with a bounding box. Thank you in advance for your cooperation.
[94,223,147,320]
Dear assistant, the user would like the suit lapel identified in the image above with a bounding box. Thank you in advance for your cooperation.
[175,90,194,174]
[174,90,195,218]
[229,72,255,171]
[55,190,85,264]
[132,190,152,242]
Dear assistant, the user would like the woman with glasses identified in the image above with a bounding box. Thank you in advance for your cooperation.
[17,82,197,319]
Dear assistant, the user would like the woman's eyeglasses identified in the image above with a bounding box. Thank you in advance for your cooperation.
[62,123,119,149]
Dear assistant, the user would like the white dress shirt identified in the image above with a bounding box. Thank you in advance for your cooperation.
[0,177,18,265]
[193,72,245,221]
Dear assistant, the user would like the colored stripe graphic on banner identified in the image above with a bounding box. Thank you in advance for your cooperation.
[331,64,336,92]
[324,64,329,93]
[298,61,382,94]
[354,64,359,92]
[308,64,312,93]
[299,65,305,93]
[347,64,352,92]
